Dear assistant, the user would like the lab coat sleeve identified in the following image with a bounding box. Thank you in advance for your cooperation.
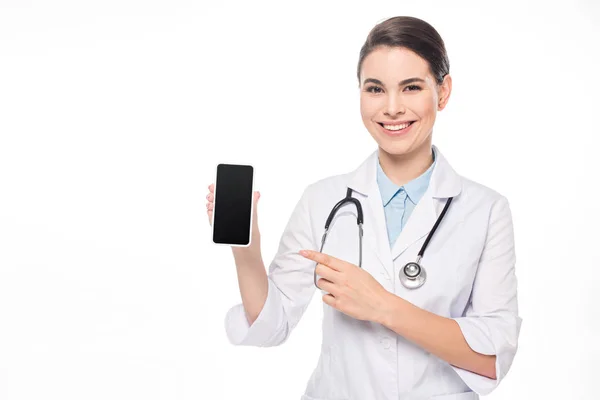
[451,196,522,396]
[224,185,318,347]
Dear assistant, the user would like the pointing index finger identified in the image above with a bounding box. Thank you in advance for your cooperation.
[299,250,344,272]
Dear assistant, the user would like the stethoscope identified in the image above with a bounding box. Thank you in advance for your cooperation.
[314,187,453,290]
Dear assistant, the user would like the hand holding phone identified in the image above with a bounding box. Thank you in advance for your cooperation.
[208,164,261,252]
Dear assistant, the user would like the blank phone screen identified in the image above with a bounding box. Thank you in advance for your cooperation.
[212,164,254,246]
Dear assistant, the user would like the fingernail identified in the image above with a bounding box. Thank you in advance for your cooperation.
[299,250,308,256]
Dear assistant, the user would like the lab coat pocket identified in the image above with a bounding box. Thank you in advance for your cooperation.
[401,242,462,312]
[425,217,486,306]
[407,219,481,311]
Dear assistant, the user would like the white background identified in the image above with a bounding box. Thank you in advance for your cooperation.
[0,0,598,399]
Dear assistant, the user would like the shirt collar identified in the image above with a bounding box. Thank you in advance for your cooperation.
[376,149,436,206]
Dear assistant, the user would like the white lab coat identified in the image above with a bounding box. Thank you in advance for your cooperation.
[224,145,522,400]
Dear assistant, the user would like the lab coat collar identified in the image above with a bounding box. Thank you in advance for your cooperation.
[346,145,462,281]
[347,144,461,199]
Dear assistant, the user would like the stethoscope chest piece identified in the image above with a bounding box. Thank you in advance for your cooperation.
[399,262,426,289]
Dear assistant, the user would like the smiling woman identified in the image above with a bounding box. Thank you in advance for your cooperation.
[357,17,452,186]
[212,15,521,400]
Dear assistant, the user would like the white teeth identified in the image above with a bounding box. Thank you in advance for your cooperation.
[383,122,411,131]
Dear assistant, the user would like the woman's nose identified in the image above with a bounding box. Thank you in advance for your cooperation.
[385,95,406,116]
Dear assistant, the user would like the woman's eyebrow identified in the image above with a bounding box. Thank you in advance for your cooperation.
[362,77,426,86]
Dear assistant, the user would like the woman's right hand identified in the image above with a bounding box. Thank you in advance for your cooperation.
[206,184,262,258]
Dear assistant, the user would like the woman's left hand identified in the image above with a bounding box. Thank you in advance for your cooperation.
[299,249,393,323]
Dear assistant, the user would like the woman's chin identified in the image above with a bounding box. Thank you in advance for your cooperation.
[377,141,414,156]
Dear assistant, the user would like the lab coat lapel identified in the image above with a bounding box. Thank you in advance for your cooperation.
[390,184,436,261]
[390,145,462,261]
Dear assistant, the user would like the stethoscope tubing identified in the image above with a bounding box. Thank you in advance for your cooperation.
[313,187,453,290]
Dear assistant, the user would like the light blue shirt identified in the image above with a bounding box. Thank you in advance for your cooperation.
[376,149,436,248]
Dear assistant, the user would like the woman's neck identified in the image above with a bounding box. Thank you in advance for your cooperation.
[378,142,434,187]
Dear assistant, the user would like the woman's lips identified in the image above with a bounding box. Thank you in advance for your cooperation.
[377,121,415,137]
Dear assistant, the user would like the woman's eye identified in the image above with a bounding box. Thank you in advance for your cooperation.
[366,86,383,93]
[405,85,421,91]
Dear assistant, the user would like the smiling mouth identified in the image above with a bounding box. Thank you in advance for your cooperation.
[377,121,415,131]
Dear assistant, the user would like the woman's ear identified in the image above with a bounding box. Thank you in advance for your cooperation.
[437,74,452,111]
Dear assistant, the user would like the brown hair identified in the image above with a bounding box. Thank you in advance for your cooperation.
[357,16,450,86]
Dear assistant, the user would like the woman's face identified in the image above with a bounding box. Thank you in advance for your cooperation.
[359,46,451,157]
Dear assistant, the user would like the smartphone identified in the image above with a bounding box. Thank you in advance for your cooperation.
[211,163,254,247]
